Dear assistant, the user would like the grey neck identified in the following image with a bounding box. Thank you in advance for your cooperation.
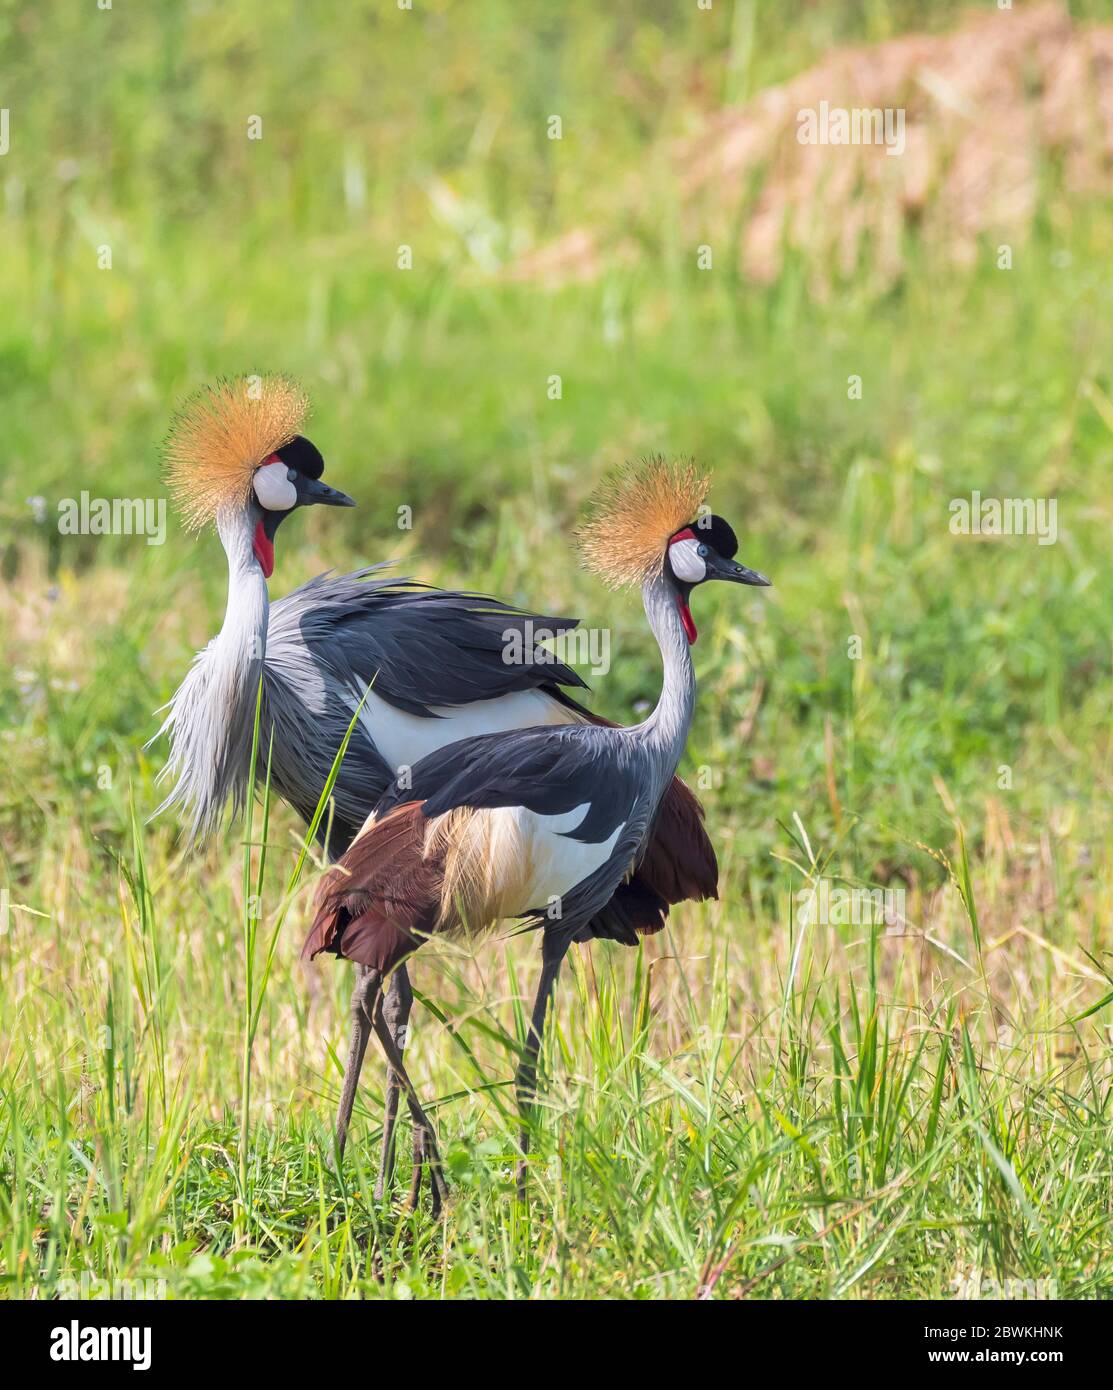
[215,508,270,674]
[152,508,269,839]
[632,572,697,797]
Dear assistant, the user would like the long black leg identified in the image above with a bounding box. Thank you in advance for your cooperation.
[374,963,414,1203]
[334,964,375,1161]
[514,935,570,1201]
[371,1006,449,1219]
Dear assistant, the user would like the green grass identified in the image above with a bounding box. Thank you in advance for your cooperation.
[2,0,1113,1299]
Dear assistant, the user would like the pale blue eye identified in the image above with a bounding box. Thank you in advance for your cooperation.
[697,544,709,557]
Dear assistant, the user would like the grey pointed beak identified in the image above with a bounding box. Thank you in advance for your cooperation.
[732,562,771,587]
[707,552,771,586]
[296,476,356,508]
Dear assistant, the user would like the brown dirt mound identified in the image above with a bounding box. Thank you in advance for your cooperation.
[508,4,1113,290]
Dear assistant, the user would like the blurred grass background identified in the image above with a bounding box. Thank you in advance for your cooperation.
[1,0,1112,1299]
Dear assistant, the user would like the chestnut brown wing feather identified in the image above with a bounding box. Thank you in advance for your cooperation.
[639,772,718,906]
[302,802,443,972]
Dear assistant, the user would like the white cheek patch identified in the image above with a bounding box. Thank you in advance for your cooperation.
[668,536,706,583]
[252,460,297,511]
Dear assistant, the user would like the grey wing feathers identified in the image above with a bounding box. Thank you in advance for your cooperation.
[381,723,650,941]
[380,723,637,843]
[269,564,588,716]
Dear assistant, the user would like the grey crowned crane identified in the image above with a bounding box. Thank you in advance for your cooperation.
[155,379,719,1203]
[305,458,771,1207]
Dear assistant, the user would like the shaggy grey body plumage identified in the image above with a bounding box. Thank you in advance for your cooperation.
[153,510,587,856]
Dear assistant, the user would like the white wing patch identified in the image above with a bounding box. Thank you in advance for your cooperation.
[514,804,623,913]
[351,687,584,775]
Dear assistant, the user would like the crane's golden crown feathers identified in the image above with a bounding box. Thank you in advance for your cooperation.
[577,456,710,589]
[163,375,310,530]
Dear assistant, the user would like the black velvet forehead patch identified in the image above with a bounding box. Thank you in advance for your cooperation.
[276,435,325,479]
[688,513,738,558]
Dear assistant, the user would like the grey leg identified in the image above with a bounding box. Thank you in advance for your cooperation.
[407,1128,425,1211]
[334,964,374,1162]
[371,1006,449,1219]
[374,964,415,1203]
[514,938,569,1201]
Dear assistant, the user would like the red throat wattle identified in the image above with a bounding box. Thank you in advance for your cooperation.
[677,594,697,644]
[252,520,274,579]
